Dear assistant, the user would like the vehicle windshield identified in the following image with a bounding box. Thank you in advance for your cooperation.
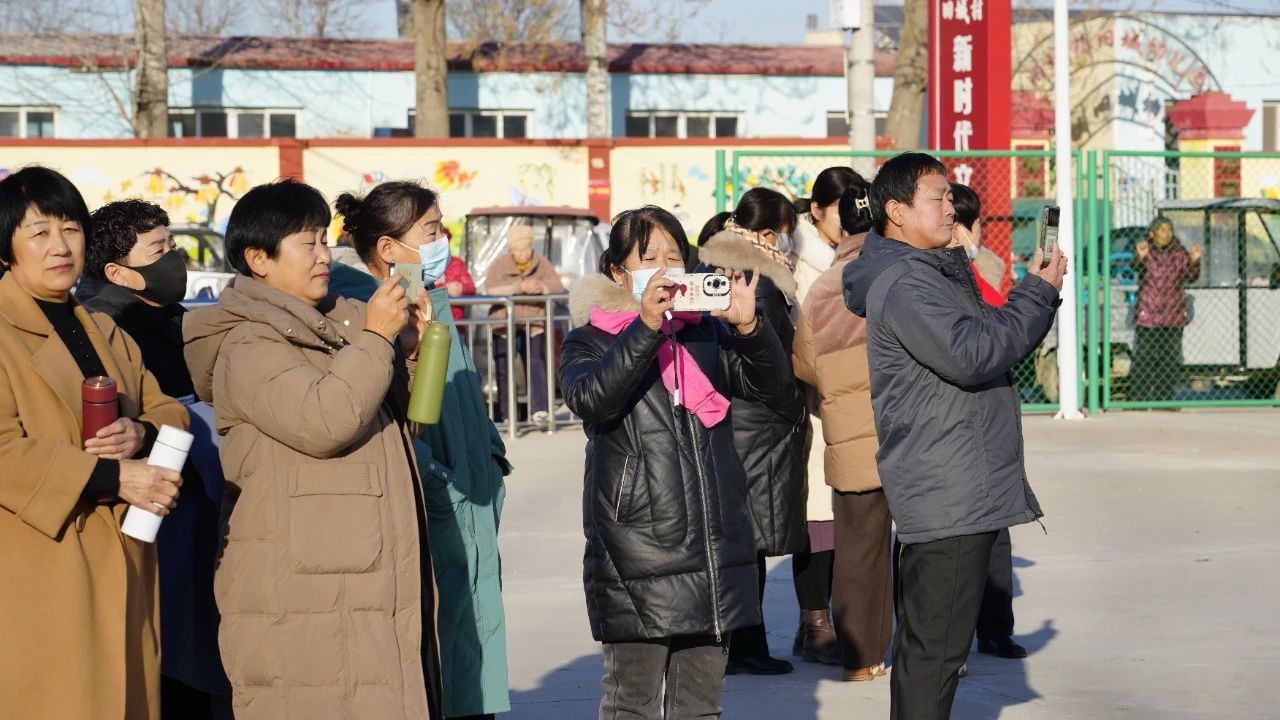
[173,231,228,273]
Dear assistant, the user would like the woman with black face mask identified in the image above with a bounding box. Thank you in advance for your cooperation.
[83,200,233,720]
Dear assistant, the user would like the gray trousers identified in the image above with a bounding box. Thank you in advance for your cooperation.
[600,636,728,720]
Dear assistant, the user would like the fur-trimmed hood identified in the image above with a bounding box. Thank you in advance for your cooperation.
[973,246,1006,290]
[698,229,799,300]
[568,274,638,327]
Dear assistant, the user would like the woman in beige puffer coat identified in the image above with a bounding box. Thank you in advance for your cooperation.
[183,180,443,719]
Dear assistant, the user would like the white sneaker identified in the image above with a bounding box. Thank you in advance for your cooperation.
[532,411,550,428]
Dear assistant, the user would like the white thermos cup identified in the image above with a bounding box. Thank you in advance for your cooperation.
[121,424,194,543]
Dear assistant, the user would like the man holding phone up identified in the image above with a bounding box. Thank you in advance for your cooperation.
[842,153,1067,720]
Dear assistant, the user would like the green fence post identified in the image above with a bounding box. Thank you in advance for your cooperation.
[731,152,742,206]
[1086,150,1101,415]
[1101,152,1113,409]
[714,149,727,215]
[1073,151,1085,415]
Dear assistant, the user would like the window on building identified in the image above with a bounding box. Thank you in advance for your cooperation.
[0,107,59,138]
[625,111,741,139]
[826,111,888,139]
[392,110,530,139]
[167,108,299,138]
[446,110,531,139]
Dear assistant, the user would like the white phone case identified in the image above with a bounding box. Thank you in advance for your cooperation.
[668,272,733,313]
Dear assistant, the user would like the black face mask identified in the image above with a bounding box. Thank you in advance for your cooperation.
[126,250,188,306]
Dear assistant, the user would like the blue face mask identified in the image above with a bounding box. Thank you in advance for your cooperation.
[399,237,452,286]
[627,265,683,303]
[774,232,796,256]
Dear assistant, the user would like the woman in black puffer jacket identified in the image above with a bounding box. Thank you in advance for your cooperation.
[696,187,809,675]
[561,205,802,718]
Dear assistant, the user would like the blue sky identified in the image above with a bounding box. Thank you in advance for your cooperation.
[97,0,1280,43]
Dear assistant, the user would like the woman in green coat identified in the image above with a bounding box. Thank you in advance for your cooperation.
[330,181,512,720]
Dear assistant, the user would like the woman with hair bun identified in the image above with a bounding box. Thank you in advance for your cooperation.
[791,176,893,682]
[331,180,513,720]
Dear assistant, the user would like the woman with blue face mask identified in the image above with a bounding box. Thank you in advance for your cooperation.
[695,186,810,676]
[560,205,803,718]
[332,181,514,720]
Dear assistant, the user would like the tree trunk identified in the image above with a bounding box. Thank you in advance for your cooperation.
[396,0,413,37]
[413,0,449,138]
[581,0,608,138]
[133,0,169,138]
[885,0,927,150]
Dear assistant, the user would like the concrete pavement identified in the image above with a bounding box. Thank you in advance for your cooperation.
[497,409,1280,719]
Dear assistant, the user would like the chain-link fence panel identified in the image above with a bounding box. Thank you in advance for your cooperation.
[726,149,1085,412]
[1102,151,1280,408]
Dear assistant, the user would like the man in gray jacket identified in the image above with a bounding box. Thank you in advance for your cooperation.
[843,152,1067,720]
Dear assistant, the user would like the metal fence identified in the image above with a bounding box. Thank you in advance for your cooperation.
[716,148,1280,413]
[1100,151,1280,409]
[450,294,579,438]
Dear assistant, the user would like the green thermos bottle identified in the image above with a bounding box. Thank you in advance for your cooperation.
[408,322,451,425]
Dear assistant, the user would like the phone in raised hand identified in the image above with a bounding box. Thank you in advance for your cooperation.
[1039,206,1060,268]
[389,262,426,298]
[667,272,733,313]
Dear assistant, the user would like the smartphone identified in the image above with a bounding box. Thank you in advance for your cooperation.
[668,272,733,313]
[390,262,426,298]
[1039,206,1061,268]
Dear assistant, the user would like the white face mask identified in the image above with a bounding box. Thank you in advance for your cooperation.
[627,265,683,303]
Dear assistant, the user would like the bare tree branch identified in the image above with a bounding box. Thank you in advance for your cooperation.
[448,0,570,46]
[254,0,371,38]
[168,0,245,35]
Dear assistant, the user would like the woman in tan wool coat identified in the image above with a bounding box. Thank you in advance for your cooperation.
[0,167,187,720]
[182,180,444,719]
[791,181,893,683]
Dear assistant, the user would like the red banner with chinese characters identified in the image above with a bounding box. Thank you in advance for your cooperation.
[930,0,1015,293]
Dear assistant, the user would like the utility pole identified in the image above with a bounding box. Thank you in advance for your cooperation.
[1053,0,1082,419]
[842,0,876,176]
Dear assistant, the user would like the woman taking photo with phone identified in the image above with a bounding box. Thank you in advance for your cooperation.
[332,180,514,720]
[561,205,802,718]
[183,179,444,719]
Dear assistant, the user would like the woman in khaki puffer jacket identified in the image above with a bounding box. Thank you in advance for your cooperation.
[791,183,893,683]
[182,180,443,719]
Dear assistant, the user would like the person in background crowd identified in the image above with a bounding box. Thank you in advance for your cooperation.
[949,183,1008,307]
[440,227,477,323]
[697,187,808,676]
[483,226,565,427]
[0,166,187,719]
[334,180,513,720]
[843,153,1066,720]
[82,199,232,719]
[793,166,857,302]
[786,165,859,668]
[1131,215,1202,402]
[183,179,445,720]
[560,205,803,718]
[947,183,1028,677]
[792,176,894,683]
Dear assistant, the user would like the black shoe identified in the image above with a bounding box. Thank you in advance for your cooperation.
[977,637,1028,659]
[725,655,795,676]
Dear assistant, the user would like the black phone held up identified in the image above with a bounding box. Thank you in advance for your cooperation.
[1039,205,1061,268]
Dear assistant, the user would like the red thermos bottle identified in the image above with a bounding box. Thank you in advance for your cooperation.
[82,376,118,443]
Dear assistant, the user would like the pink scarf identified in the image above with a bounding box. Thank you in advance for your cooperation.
[588,308,731,428]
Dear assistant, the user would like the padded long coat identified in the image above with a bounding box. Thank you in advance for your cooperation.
[183,276,443,719]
